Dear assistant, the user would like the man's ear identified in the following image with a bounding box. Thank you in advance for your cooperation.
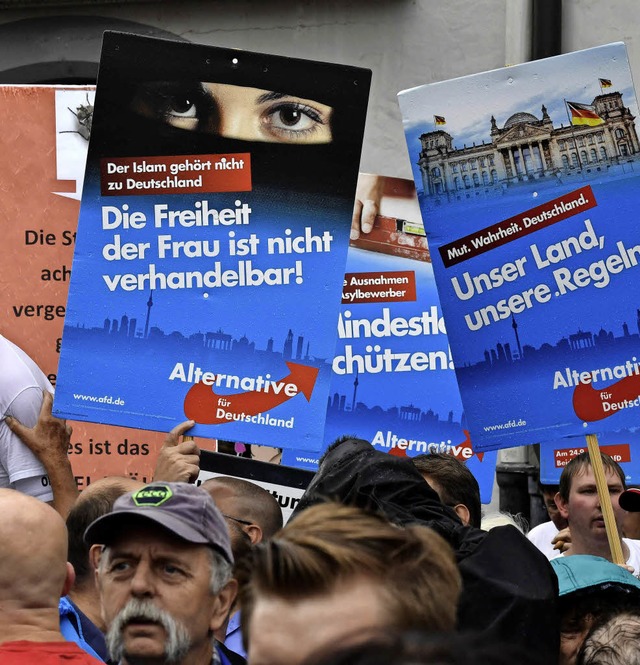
[90,543,104,570]
[90,544,105,589]
[452,503,471,527]
[61,561,76,597]
[210,579,238,633]
[243,523,263,545]
[555,491,570,520]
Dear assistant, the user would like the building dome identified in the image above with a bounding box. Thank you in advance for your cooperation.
[503,111,539,128]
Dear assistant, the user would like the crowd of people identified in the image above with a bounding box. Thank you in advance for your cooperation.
[3,336,640,664]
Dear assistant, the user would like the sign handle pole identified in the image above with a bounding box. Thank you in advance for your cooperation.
[586,433,625,564]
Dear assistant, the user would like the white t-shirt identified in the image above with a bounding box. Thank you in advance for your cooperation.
[623,538,640,575]
[551,537,640,576]
[527,520,560,560]
[0,335,53,501]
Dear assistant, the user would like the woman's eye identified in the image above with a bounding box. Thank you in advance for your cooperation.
[274,105,315,129]
[166,95,197,118]
[264,103,324,135]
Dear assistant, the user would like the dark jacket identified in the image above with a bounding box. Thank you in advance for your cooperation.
[218,641,247,665]
[292,438,559,663]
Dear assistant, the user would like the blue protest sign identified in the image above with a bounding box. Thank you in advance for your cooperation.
[540,431,640,485]
[399,43,640,451]
[53,32,370,452]
[283,174,497,503]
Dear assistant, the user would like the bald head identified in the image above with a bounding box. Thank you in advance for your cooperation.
[75,476,144,506]
[202,476,283,542]
[0,489,69,608]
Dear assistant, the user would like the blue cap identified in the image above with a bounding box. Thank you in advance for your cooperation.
[551,554,640,596]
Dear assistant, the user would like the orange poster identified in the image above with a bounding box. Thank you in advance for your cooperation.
[0,86,166,486]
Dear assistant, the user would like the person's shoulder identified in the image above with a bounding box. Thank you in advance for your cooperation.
[526,521,559,559]
[0,640,103,663]
[527,520,558,541]
[0,336,51,394]
[623,537,640,552]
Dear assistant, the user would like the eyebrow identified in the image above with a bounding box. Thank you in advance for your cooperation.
[256,91,288,104]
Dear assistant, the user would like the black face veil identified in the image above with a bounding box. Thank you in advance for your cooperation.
[89,32,370,200]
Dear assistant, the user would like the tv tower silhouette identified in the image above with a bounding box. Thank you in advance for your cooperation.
[511,313,523,360]
[144,290,154,339]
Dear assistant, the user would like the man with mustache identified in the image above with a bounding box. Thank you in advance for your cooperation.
[85,481,242,665]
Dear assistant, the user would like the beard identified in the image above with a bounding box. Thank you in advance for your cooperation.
[106,597,192,664]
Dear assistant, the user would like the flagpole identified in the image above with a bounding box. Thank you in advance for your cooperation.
[564,98,584,171]
[586,433,625,564]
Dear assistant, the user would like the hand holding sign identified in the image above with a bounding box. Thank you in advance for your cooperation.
[152,419,200,483]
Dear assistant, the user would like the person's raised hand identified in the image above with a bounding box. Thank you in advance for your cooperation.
[153,419,200,483]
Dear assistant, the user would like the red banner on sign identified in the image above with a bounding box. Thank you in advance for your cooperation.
[100,153,252,196]
[342,270,417,304]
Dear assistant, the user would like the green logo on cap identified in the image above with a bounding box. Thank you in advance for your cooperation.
[132,485,173,507]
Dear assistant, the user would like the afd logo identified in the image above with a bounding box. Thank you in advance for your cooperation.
[132,485,173,507]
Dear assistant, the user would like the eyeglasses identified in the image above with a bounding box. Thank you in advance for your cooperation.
[222,514,253,527]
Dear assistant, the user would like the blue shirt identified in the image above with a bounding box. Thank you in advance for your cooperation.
[59,595,109,662]
[224,611,246,659]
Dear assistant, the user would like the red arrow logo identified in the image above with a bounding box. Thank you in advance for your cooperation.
[183,361,319,424]
[573,373,640,422]
[455,430,484,462]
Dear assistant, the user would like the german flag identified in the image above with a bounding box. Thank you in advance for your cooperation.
[434,115,446,126]
[567,101,604,127]
[599,78,612,88]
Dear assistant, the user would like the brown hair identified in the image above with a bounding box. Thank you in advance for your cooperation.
[411,453,482,528]
[238,502,461,646]
[558,452,626,503]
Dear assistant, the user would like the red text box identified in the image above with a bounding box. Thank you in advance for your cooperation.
[554,443,631,468]
[439,185,596,268]
[342,270,416,304]
[100,153,251,196]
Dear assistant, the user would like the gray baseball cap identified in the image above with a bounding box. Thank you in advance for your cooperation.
[84,481,233,564]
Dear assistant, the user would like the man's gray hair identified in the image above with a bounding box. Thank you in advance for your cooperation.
[579,612,640,665]
[208,547,233,594]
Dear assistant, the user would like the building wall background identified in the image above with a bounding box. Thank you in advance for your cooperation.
[0,0,639,178]
[0,0,503,178]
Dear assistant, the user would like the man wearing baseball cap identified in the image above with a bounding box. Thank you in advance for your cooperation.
[620,487,640,512]
[85,481,243,665]
[551,554,640,665]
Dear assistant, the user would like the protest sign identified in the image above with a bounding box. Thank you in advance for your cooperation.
[198,450,313,523]
[282,174,497,503]
[398,43,640,452]
[0,84,168,486]
[539,430,640,484]
[53,32,371,453]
